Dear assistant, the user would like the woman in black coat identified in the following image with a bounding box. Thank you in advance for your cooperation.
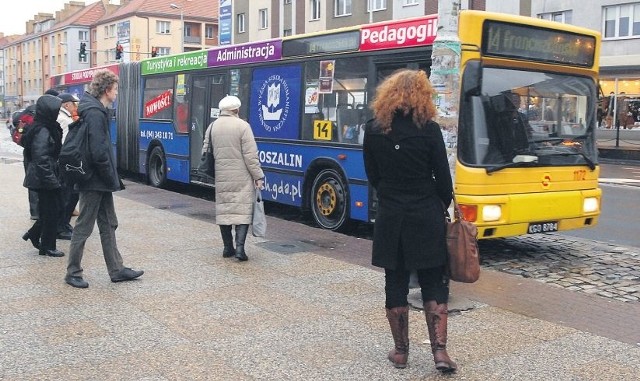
[21,94,65,257]
[363,69,455,373]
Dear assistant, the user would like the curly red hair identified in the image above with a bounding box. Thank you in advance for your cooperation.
[371,69,437,133]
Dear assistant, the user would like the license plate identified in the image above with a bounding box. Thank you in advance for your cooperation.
[527,221,558,234]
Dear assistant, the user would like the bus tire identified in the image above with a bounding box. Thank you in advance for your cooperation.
[310,168,349,231]
[148,146,167,188]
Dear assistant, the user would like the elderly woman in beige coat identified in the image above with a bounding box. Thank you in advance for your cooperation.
[203,95,264,261]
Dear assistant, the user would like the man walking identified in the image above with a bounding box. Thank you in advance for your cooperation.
[64,70,143,288]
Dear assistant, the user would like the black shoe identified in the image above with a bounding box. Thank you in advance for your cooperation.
[235,249,248,262]
[222,246,235,258]
[65,275,88,288]
[22,231,39,249]
[39,249,65,257]
[57,231,72,240]
[111,267,144,282]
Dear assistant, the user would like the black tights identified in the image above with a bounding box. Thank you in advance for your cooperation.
[385,265,449,309]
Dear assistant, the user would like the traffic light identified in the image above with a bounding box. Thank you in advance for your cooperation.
[151,47,157,58]
[79,42,86,60]
[115,44,123,60]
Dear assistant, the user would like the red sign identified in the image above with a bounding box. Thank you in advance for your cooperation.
[360,16,438,51]
[144,90,173,118]
[62,64,120,86]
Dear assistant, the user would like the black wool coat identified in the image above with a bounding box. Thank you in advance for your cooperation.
[363,114,453,270]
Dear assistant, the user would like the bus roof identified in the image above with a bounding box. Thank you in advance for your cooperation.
[141,14,439,75]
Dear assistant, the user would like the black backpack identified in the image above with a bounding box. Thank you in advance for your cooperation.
[59,118,93,184]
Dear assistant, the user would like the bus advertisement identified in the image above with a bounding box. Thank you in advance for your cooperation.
[52,10,601,237]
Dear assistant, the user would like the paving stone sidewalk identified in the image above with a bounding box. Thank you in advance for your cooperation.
[1,159,639,380]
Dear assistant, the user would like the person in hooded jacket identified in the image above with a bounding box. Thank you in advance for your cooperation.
[206,95,264,262]
[14,105,40,221]
[21,95,65,257]
[362,69,456,373]
[64,69,143,289]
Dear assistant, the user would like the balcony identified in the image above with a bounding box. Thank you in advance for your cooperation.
[184,35,201,45]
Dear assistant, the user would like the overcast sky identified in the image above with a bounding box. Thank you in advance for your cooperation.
[0,0,102,36]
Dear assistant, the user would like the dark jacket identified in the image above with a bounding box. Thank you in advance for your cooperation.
[76,92,122,192]
[22,95,63,190]
[363,113,453,270]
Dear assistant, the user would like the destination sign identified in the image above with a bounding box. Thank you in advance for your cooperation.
[482,21,596,67]
[282,31,360,57]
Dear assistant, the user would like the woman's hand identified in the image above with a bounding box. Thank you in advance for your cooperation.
[255,179,264,189]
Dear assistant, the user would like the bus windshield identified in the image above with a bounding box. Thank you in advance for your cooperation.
[459,67,598,171]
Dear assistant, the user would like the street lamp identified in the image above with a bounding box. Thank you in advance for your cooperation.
[169,3,184,53]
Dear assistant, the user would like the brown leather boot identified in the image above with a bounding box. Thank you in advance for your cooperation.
[424,301,457,373]
[386,306,409,368]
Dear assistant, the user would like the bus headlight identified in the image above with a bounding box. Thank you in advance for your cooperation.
[583,197,599,213]
[482,205,502,222]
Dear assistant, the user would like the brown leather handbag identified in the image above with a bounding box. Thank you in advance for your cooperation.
[445,195,480,283]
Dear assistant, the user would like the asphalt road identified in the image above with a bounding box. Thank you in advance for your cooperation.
[559,163,640,248]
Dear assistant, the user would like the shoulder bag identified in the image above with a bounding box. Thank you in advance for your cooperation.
[197,126,215,178]
[446,194,480,283]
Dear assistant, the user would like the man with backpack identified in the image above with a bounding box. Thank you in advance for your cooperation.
[64,69,144,288]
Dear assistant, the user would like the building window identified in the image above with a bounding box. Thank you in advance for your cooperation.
[335,0,352,16]
[104,25,109,38]
[602,4,640,39]
[157,21,171,34]
[157,47,171,56]
[259,9,268,29]
[538,10,572,24]
[284,28,292,36]
[78,30,88,41]
[368,0,386,12]
[108,24,116,37]
[403,0,418,5]
[237,13,246,33]
[184,25,192,37]
[285,0,292,3]
[311,0,321,20]
[205,25,214,39]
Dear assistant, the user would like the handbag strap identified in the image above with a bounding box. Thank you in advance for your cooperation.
[204,124,213,153]
[451,192,464,222]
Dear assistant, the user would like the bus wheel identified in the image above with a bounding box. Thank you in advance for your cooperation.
[148,146,167,188]
[311,169,349,231]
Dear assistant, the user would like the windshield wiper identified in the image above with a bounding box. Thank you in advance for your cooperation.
[531,137,565,146]
[541,151,596,170]
[486,160,538,174]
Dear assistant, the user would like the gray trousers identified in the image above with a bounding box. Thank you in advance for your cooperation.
[66,191,124,278]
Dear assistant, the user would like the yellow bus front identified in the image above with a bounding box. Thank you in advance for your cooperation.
[455,11,602,239]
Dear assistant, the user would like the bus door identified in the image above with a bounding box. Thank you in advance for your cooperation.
[189,73,228,180]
